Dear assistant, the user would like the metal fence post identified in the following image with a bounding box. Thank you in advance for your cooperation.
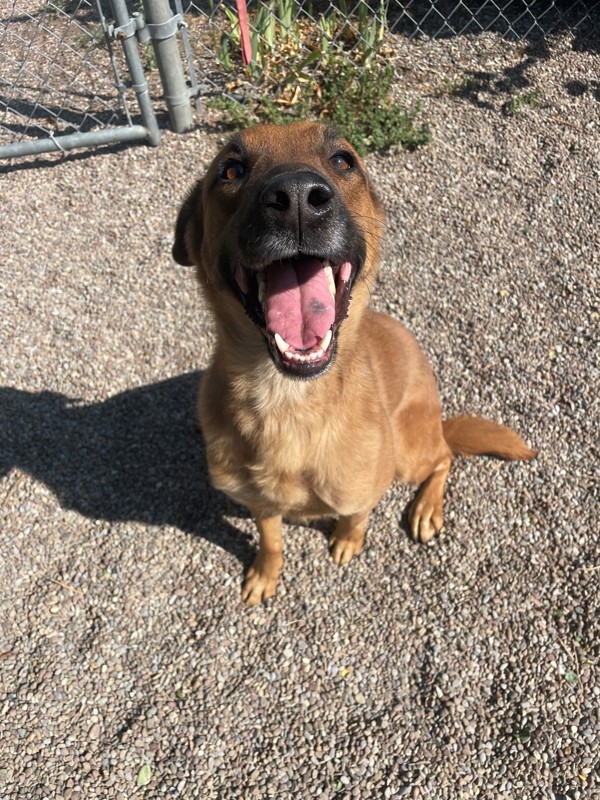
[143,0,194,133]
[108,0,161,147]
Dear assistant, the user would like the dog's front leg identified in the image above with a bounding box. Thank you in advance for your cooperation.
[241,513,283,606]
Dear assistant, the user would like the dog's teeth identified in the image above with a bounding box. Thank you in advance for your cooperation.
[340,262,352,283]
[319,330,332,351]
[324,265,336,298]
[274,333,289,355]
[280,342,327,364]
[257,274,266,304]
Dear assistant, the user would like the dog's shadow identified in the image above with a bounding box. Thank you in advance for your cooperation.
[0,372,256,564]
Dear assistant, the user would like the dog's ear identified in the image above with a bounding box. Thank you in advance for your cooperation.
[172,180,203,266]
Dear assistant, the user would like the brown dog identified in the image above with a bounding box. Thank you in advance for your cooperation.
[173,122,535,606]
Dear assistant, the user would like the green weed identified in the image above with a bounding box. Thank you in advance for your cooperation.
[67,24,104,50]
[206,96,255,128]
[44,0,81,14]
[142,41,157,72]
[447,74,479,96]
[319,63,431,155]
[212,2,430,155]
[504,89,544,116]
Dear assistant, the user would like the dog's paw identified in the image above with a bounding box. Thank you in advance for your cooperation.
[241,564,279,607]
[329,514,367,565]
[409,499,443,543]
[329,535,363,565]
[329,538,362,565]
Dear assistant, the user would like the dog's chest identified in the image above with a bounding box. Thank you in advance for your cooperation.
[241,408,338,514]
[205,391,339,515]
[203,369,386,517]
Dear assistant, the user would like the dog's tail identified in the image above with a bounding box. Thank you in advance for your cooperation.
[442,415,536,461]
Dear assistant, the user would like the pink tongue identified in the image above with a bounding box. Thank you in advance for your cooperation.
[264,258,335,350]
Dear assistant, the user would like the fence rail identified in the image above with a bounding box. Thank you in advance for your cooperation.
[1,1,599,161]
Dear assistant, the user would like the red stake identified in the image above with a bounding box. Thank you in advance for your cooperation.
[235,0,252,66]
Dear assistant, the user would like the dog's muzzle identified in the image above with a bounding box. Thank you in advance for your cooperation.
[227,168,366,379]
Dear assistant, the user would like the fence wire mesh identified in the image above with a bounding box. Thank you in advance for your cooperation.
[1,1,599,157]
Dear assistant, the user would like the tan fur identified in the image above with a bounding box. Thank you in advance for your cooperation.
[173,122,536,605]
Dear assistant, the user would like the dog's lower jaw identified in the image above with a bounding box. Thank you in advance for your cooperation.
[266,333,338,380]
[228,254,358,379]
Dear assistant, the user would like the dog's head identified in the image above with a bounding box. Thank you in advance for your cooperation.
[173,122,384,379]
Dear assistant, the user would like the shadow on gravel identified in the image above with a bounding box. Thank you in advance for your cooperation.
[0,372,255,564]
[388,0,600,52]
[392,2,600,110]
[447,36,552,110]
[0,111,174,177]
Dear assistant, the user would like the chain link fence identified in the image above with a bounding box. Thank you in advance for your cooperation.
[0,0,160,159]
[2,1,599,160]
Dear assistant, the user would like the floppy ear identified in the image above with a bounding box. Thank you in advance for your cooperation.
[172,180,203,266]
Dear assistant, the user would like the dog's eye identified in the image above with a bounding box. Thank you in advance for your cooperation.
[329,153,354,172]
[222,160,245,181]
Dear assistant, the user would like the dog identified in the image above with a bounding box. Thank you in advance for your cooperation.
[172,121,535,606]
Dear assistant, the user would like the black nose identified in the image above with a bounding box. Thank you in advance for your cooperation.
[260,170,335,230]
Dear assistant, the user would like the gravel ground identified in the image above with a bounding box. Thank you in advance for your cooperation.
[1,31,599,800]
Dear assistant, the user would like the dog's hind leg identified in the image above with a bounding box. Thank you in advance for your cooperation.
[408,453,453,543]
[241,514,283,606]
[393,398,453,543]
[405,415,535,544]
[329,510,370,565]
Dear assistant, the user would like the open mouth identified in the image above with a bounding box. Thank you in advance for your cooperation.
[232,256,357,378]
